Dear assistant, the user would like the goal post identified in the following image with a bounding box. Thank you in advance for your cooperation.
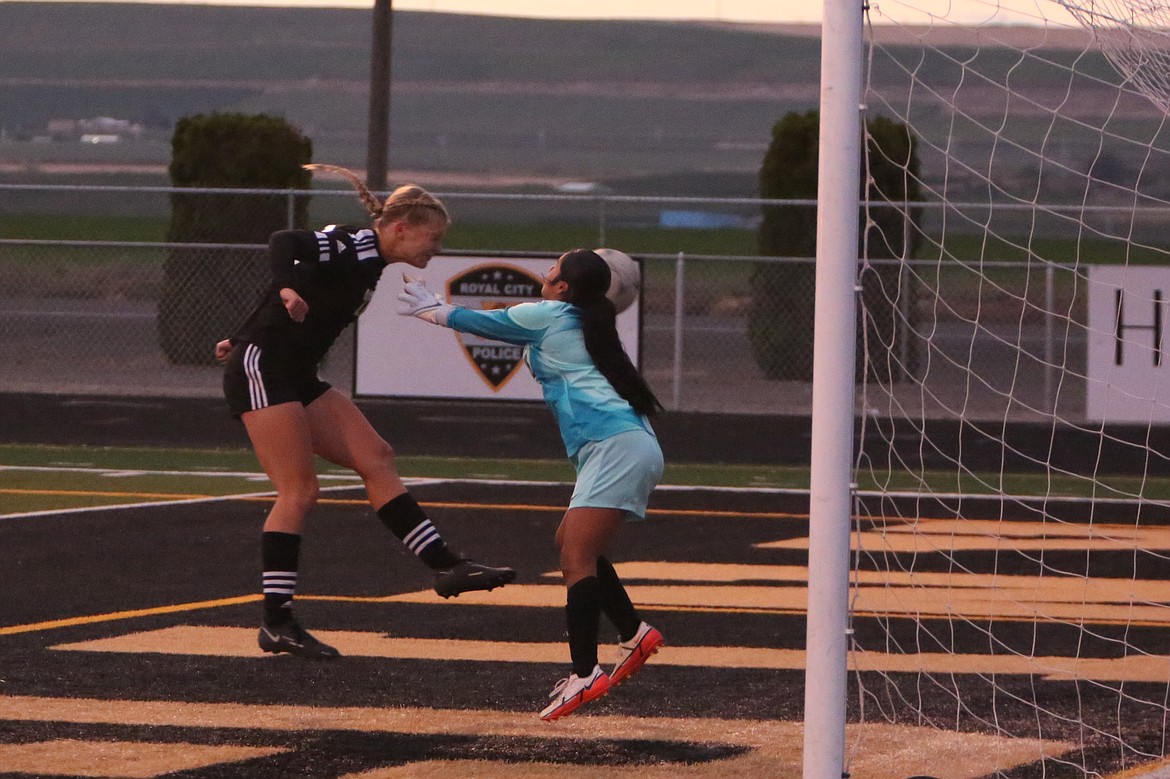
[802,0,865,777]
[808,0,1170,776]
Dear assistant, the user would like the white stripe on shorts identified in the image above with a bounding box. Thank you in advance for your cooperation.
[244,343,268,411]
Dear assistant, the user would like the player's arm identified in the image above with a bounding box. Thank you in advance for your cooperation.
[216,230,317,353]
[268,230,319,322]
[397,276,546,344]
[267,230,320,286]
[445,306,546,345]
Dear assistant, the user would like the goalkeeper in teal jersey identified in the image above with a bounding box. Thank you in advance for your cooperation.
[399,249,666,721]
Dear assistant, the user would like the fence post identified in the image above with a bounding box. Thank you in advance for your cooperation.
[899,201,912,381]
[1045,263,1055,414]
[672,251,686,410]
[287,189,295,230]
[598,197,607,247]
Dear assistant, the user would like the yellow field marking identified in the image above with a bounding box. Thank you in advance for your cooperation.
[613,560,1167,602]
[373,580,1170,626]
[7,554,1167,640]
[310,556,1170,625]
[1106,758,1170,778]
[0,695,1071,779]
[47,624,1170,683]
[237,495,808,520]
[0,487,212,500]
[0,739,285,778]
[0,595,260,636]
[13,484,1145,532]
[761,517,1170,553]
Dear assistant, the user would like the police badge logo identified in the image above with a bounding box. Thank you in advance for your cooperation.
[446,264,545,389]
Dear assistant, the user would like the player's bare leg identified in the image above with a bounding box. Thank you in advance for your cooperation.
[306,389,514,597]
[244,401,318,534]
[243,401,338,659]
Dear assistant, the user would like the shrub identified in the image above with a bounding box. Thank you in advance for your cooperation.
[750,111,922,382]
[158,113,312,365]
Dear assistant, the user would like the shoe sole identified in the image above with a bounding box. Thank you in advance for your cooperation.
[259,643,341,659]
[260,646,340,659]
[611,630,664,686]
[541,677,612,722]
[435,569,517,599]
[258,631,340,660]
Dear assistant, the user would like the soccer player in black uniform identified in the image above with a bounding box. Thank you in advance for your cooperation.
[216,163,515,659]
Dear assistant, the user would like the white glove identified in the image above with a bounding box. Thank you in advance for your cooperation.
[397,275,452,325]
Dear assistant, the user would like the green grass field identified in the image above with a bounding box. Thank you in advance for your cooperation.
[0,443,817,516]
[4,442,1167,517]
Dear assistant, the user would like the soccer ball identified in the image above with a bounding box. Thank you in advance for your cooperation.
[594,248,640,313]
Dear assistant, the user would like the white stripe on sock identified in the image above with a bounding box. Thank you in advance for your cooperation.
[263,570,297,595]
[403,521,441,554]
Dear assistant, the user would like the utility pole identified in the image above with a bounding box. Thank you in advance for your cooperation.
[366,0,392,189]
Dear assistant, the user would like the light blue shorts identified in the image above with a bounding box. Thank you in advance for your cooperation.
[569,428,664,520]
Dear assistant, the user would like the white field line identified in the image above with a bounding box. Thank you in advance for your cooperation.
[0,464,363,521]
[0,490,283,521]
[0,464,812,523]
[0,484,365,521]
[2,465,1149,524]
[0,465,362,481]
[0,465,809,494]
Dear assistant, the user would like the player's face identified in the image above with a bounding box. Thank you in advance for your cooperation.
[542,258,569,301]
[382,218,447,268]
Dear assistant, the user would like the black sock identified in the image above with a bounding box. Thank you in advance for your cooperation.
[565,576,601,678]
[597,556,642,642]
[376,493,461,570]
[261,531,300,626]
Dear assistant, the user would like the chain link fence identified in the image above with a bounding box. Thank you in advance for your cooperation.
[1,184,1092,419]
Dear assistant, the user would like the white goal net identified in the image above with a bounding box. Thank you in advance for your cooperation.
[845,0,1170,776]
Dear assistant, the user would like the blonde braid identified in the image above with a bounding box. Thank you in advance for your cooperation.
[303,164,450,227]
[302,163,382,217]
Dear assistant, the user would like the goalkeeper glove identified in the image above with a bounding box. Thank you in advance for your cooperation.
[397,275,453,325]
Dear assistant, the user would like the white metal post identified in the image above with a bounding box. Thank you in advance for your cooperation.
[1045,263,1055,413]
[802,0,864,775]
[672,251,686,409]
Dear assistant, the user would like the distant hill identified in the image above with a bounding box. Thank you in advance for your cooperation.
[0,5,824,85]
[0,3,826,192]
[0,3,1134,194]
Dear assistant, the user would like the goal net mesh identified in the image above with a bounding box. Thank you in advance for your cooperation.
[847,0,1170,775]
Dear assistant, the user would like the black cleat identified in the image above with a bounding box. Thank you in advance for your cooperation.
[434,559,516,598]
[258,618,340,659]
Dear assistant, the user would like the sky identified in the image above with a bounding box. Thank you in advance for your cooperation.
[23,0,1082,27]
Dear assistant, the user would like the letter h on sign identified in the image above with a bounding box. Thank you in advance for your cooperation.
[1114,288,1163,366]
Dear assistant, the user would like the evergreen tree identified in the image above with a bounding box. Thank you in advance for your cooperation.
[750,111,921,381]
[158,113,312,364]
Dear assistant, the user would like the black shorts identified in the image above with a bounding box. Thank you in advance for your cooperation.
[223,342,332,419]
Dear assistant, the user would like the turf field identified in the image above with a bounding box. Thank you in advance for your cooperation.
[2,448,1168,778]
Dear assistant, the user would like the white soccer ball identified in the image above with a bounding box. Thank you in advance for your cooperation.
[594,248,640,313]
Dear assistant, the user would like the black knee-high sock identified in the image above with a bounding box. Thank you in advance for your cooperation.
[376,493,461,570]
[597,556,642,642]
[261,531,300,626]
[566,576,601,677]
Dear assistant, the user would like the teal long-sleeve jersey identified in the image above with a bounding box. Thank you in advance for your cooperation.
[445,300,653,458]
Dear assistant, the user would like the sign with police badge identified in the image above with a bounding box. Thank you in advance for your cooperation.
[446,264,544,389]
[354,255,640,401]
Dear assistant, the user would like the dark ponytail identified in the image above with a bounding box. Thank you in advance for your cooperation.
[558,249,663,416]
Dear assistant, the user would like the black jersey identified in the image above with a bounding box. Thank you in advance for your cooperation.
[231,226,388,362]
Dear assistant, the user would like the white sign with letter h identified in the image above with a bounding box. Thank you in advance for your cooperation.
[1087,265,1170,423]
